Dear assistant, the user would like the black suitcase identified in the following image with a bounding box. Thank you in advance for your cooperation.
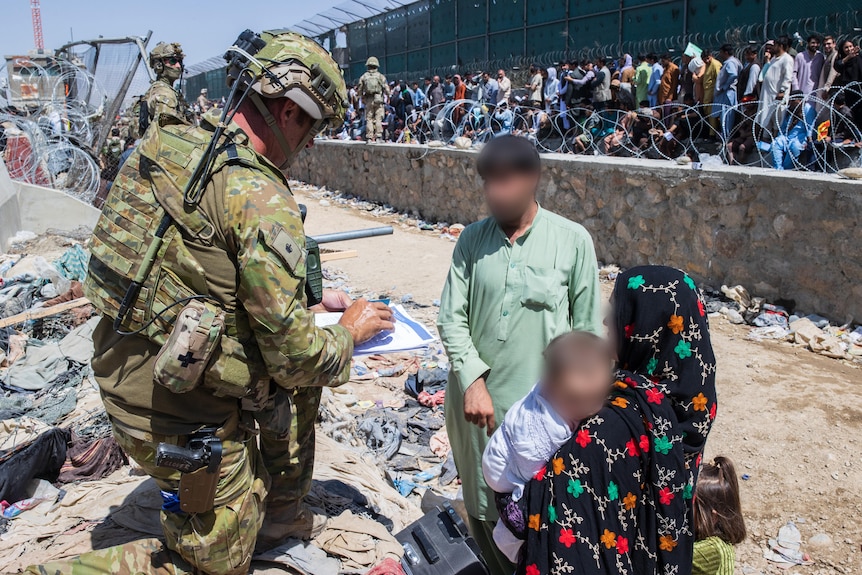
[396,502,490,575]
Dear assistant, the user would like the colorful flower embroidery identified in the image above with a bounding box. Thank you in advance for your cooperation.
[638,434,650,452]
[601,529,617,549]
[547,504,558,523]
[608,481,619,501]
[646,388,664,404]
[525,564,540,575]
[646,357,658,375]
[667,314,685,334]
[709,402,718,420]
[660,535,678,551]
[624,324,635,338]
[552,457,565,475]
[654,435,673,455]
[683,484,693,500]
[534,466,547,481]
[683,275,697,291]
[674,339,693,359]
[625,438,640,456]
[528,514,541,531]
[567,479,585,498]
[658,486,675,505]
[612,396,629,409]
[575,429,591,448]
[623,492,637,510]
[627,275,646,289]
[692,392,708,411]
[697,298,706,317]
[614,380,628,390]
[616,536,630,554]
[559,528,576,548]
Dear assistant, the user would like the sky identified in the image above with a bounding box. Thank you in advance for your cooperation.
[0,0,343,65]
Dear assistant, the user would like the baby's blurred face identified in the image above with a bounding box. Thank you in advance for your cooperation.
[541,335,612,425]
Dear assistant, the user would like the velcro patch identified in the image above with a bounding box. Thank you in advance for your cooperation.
[266,223,303,272]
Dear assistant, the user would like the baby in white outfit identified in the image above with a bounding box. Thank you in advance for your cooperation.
[482,332,612,562]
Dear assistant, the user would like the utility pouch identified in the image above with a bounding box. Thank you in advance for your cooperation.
[154,300,225,393]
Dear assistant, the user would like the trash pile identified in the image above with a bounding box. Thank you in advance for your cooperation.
[292,181,466,242]
[703,284,862,363]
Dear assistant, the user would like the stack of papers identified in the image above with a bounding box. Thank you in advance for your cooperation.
[315,304,437,356]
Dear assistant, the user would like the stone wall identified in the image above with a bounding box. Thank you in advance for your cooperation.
[292,140,862,321]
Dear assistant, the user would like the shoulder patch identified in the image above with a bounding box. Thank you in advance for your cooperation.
[265,222,303,272]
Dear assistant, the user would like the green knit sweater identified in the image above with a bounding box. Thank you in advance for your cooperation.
[693,536,735,575]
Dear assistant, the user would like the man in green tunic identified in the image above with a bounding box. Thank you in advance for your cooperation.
[438,135,602,574]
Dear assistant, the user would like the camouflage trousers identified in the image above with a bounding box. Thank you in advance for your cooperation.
[366,100,384,141]
[25,387,322,575]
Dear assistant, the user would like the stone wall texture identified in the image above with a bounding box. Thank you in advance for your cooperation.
[292,141,862,322]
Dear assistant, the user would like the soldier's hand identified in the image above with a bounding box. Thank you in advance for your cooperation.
[310,289,354,313]
[464,376,496,437]
[338,299,395,344]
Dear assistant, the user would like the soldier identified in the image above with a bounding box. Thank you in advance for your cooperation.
[25,30,393,575]
[358,56,389,142]
[132,42,190,139]
[197,88,211,113]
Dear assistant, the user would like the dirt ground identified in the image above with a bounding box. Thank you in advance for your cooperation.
[294,184,861,575]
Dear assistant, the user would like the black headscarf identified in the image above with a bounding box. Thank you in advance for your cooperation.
[519,265,717,575]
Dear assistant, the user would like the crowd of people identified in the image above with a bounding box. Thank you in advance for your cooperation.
[333,34,862,172]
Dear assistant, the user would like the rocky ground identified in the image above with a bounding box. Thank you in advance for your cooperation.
[294,182,861,575]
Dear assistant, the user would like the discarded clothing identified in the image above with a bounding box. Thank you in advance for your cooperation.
[417,390,445,407]
[0,427,69,503]
[313,510,403,573]
[41,281,84,307]
[429,428,451,459]
[3,317,98,391]
[0,416,51,453]
[53,245,90,282]
[366,557,406,575]
[255,538,341,575]
[58,432,127,483]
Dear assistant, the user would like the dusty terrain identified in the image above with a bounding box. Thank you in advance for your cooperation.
[294,184,861,575]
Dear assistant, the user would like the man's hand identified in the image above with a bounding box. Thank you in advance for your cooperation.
[338,299,394,344]
[310,289,354,313]
[464,376,496,437]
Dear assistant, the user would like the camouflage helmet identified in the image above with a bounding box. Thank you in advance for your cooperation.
[227,30,346,129]
[366,56,379,69]
[149,42,184,67]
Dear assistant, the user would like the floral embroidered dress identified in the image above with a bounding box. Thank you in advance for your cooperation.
[520,266,717,575]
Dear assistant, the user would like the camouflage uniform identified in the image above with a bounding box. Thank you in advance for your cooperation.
[27,30,351,571]
[359,57,389,141]
[143,79,190,127]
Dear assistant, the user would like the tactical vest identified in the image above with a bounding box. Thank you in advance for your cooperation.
[362,72,385,97]
[84,118,285,406]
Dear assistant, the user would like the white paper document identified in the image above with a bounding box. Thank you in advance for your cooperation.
[314,304,437,356]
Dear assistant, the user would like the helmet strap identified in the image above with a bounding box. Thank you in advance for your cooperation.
[250,92,298,171]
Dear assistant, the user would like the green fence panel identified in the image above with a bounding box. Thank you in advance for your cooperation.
[458,37,486,65]
[569,13,619,50]
[430,0,457,43]
[386,8,408,55]
[569,0,619,18]
[488,30,525,59]
[526,23,565,57]
[367,15,386,58]
[527,0,568,26]
[349,61,365,81]
[687,0,764,36]
[489,0,524,33]
[386,54,406,76]
[347,21,368,62]
[406,0,431,50]
[622,2,685,44]
[457,0,487,39]
[431,42,456,67]
[407,49,430,72]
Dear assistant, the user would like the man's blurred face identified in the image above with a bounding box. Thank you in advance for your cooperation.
[498,69,505,78]
[823,38,835,54]
[483,172,539,225]
[807,37,820,53]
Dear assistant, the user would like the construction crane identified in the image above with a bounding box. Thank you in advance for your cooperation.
[31,0,44,52]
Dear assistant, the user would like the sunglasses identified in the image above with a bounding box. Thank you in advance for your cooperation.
[164,57,183,66]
